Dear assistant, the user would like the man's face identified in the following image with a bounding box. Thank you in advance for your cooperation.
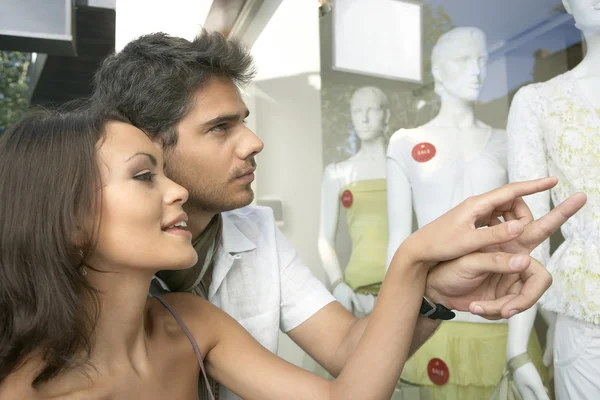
[164,76,264,214]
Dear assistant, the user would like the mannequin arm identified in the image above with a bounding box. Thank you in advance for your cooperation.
[507,306,537,360]
[509,306,549,400]
[385,154,413,270]
[506,86,551,399]
[318,163,345,285]
[318,164,363,312]
[539,308,557,367]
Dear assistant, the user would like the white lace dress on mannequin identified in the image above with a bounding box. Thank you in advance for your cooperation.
[508,71,600,399]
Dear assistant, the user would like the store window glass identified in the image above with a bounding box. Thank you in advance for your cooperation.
[317,1,595,399]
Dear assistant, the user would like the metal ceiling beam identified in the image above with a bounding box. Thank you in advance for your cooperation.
[204,0,281,47]
[204,0,248,37]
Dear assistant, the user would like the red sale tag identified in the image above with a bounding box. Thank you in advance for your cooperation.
[412,142,436,163]
[341,190,353,208]
[427,358,450,386]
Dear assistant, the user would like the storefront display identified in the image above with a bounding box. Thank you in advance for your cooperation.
[319,0,600,400]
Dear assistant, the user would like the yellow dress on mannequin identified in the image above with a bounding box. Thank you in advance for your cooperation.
[340,179,388,295]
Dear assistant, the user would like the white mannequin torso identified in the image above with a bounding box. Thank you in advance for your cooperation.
[332,152,387,185]
[386,121,508,323]
[387,113,547,399]
[396,121,505,222]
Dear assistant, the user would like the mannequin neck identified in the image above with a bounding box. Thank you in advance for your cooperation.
[356,134,386,159]
[578,31,600,75]
[435,93,477,128]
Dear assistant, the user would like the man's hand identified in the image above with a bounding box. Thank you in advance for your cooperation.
[425,253,550,319]
[398,177,587,268]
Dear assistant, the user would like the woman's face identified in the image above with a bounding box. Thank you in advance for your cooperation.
[90,122,198,272]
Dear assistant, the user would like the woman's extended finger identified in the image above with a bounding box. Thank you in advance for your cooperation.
[473,177,558,212]
[523,192,587,248]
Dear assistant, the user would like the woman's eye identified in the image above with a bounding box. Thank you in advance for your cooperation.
[134,172,156,183]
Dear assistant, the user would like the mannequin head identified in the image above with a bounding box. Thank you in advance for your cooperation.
[349,86,391,142]
[563,0,600,35]
[431,27,488,103]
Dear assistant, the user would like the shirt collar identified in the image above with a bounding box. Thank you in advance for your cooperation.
[220,212,257,254]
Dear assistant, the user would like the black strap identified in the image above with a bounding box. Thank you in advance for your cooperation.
[429,303,455,320]
[420,297,455,320]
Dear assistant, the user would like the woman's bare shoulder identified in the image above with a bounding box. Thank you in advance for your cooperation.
[148,293,222,354]
[150,293,216,322]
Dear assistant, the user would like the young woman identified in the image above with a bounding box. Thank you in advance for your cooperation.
[0,110,584,399]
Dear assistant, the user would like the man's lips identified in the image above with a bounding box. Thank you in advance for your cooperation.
[234,166,256,179]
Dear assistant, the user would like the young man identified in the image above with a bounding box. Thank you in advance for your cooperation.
[91,30,580,399]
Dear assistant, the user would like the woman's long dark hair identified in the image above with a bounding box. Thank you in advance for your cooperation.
[0,108,123,387]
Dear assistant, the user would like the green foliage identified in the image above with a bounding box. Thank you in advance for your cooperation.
[421,5,455,84]
[321,80,419,166]
[0,51,32,133]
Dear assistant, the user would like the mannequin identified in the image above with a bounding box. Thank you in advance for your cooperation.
[507,1,600,398]
[318,86,390,317]
[386,27,549,399]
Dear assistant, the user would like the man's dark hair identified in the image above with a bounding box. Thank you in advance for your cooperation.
[91,30,256,148]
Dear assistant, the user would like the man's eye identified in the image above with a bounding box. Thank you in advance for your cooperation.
[211,123,229,132]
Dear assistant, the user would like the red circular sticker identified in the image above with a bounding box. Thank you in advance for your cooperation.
[412,142,436,163]
[427,358,449,386]
[341,190,353,208]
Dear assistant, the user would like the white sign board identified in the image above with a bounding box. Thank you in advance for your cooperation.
[333,0,422,82]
